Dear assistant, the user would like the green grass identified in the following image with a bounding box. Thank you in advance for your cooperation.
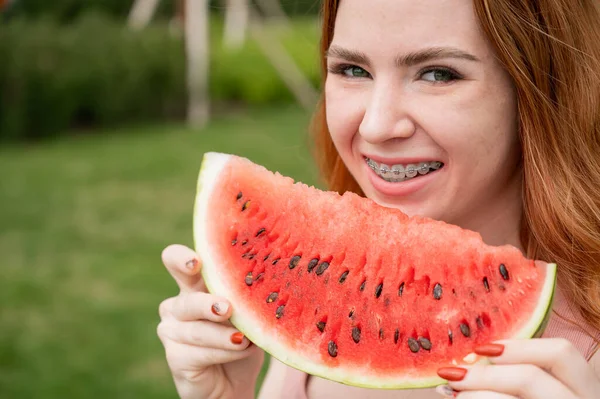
[0,106,320,398]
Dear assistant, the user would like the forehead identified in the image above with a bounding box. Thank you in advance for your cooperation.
[333,0,489,56]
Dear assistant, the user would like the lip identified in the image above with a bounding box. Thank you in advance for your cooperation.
[365,158,443,197]
[363,154,443,165]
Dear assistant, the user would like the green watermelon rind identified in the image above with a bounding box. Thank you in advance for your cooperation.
[193,152,558,389]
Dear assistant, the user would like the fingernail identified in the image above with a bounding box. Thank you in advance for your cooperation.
[437,367,467,381]
[230,332,244,345]
[211,302,229,315]
[185,258,198,271]
[435,385,458,398]
[474,343,504,357]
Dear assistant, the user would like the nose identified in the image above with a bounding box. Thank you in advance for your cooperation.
[359,80,416,143]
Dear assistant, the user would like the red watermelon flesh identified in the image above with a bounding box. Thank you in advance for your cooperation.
[194,152,556,389]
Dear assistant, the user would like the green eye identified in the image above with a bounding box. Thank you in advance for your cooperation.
[421,68,459,83]
[344,66,370,78]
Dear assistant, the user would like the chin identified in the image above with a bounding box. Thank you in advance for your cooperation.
[363,189,434,219]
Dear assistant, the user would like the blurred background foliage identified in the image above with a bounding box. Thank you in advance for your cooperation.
[4,0,321,22]
[0,0,321,141]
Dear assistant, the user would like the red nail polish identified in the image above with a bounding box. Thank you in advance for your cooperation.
[185,258,198,271]
[437,384,459,398]
[211,302,228,316]
[211,303,220,315]
[231,332,244,345]
[437,367,467,381]
[474,343,504,357]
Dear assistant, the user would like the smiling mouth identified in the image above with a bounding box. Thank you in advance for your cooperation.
[365,157,445,183]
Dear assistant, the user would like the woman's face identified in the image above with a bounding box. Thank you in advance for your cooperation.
[325,0,522,242]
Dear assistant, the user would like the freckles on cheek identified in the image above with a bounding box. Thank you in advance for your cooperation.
[325,91,364,145]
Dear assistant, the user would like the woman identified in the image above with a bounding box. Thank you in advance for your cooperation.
[157,0,600,397]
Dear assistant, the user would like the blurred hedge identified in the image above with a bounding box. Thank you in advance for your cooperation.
[5,0,320,23]
[0,13,320,141]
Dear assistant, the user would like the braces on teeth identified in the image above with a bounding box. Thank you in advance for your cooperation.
[365,157,443,183]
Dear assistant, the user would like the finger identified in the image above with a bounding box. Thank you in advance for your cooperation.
[161,244,205,293]
[455,391,516,399]
[436,385,517,399]
[476,338,598,397]
[443,364,573,398]
[164,341,260,370]
[158,319,251,351]
[160,292,232,322]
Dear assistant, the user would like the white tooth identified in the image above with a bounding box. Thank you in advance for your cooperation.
[379,164,392,178]
[391,164,405,178]
[366,158,378,170]
[418,162,430,175]
[405,164,418,178]
[430,161,442,170]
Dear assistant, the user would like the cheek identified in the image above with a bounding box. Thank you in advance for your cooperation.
[418,85,518,165]
[325,80,365,149]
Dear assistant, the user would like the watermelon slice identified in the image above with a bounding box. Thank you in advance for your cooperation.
[193,152,557,389]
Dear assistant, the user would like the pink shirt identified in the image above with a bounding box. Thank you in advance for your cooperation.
[260,285,599,399]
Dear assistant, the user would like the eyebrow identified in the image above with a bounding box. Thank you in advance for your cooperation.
[325,45,480,67]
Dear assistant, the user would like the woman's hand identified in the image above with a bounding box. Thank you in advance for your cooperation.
[435,338,600,398]
[157,244,265,399]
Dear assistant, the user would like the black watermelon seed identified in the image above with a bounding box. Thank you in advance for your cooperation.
[476,316,484,329]
[242,201,250,211]
[316,262,330,276]
[352,326,361,343]
[241,253,249,259]
[245,272,253,286]
[289,255,301,270]
[398,282,405,297]
[394,329,400,344]
[408,337,420,353]
[375,283,383,299]
[255,228,266,237]
[418,337,432,351]
[231,239,237,246]
[448,329,453,344]
[379,328,385,340]
[247,254,255,260]
[272,258,280,265]
[499,264,510,280]
[339,270,349,283]
[483,277,490,292]
[307,258,319,273]
[360,280,366,292]
[275,305,285,319]
[328,341,338,357]
[242,240,248,246]
[316,321,326,332]
[266,292,278,303]
[433,283,443,300]
[236,192,243,200]
[348,309,355,318]
[263,254,270,261]
[459,323,471,337]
